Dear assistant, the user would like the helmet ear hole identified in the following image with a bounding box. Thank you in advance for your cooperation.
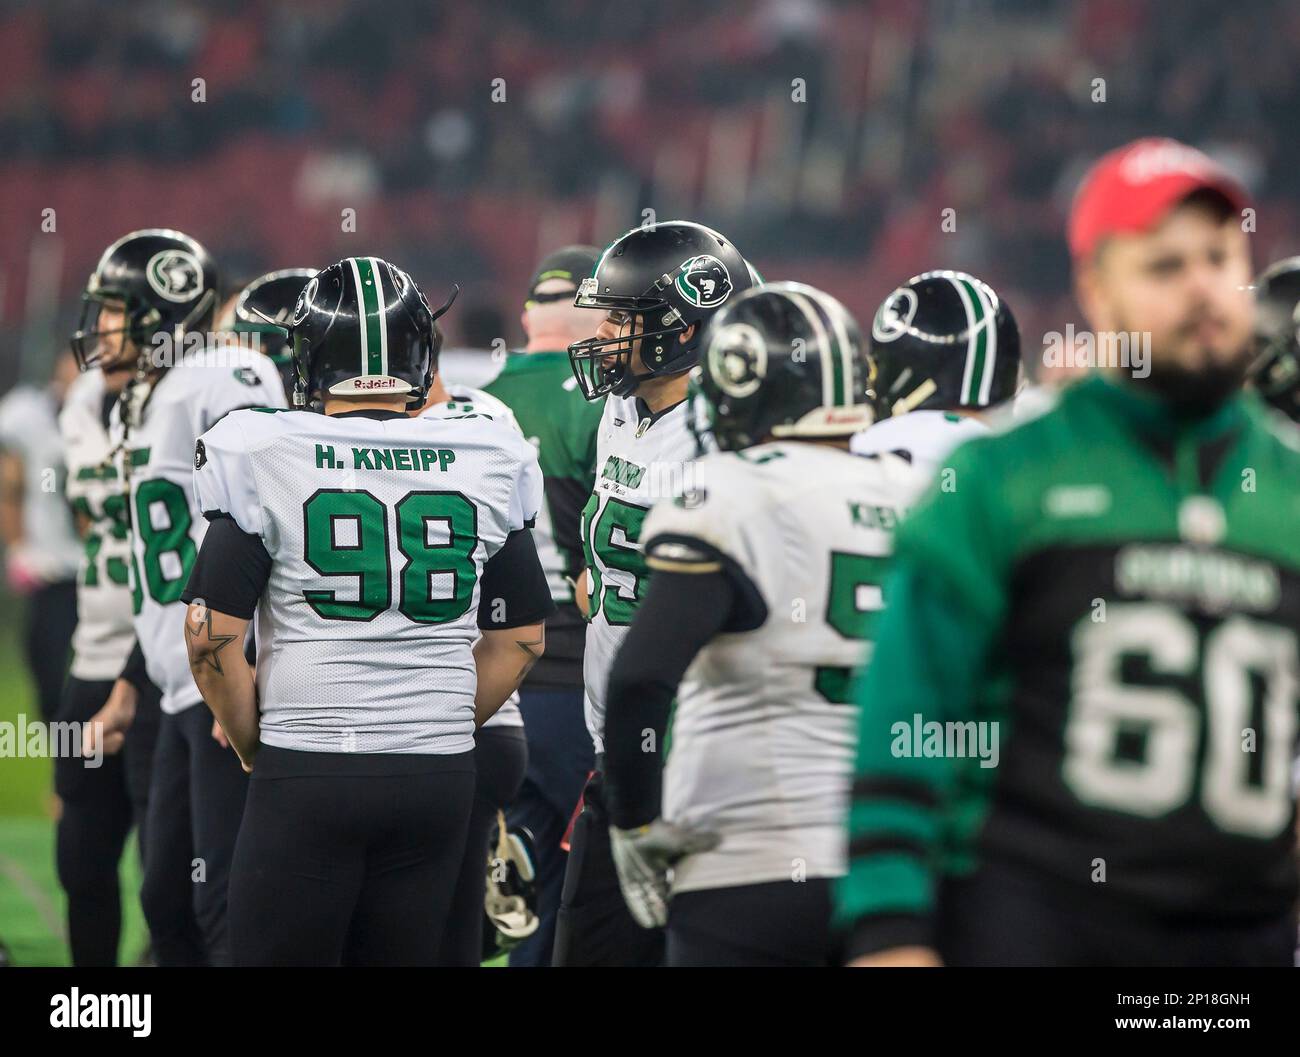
[131,305,161,346]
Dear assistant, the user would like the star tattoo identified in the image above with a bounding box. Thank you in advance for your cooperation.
[185,605,238,674]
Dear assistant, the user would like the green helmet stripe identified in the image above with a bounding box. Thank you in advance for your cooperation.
[976,281,998,403]
[827,311,847,406]
[349,257,384,376]
[786,288,835,407]
[824,291,856,406]
[954,276,988,404]
[368,257,389,377]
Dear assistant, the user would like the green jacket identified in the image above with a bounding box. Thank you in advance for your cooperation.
[836,375,1300,959]
[485,350,603,689]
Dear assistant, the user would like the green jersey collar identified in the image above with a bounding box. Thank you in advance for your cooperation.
[1086,373,1246,442]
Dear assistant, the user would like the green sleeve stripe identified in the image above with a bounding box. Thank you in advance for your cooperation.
[833,855,934,925]
[847,799,941,846]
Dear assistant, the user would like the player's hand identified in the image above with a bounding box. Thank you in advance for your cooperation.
[847,946,944,967]
[86,679,138,757]
[5,544,45,595]
[609,819,720,929]
[211,717,231,750]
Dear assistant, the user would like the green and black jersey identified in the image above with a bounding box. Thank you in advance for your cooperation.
[485,350,603,689]
[837,375,1300,958]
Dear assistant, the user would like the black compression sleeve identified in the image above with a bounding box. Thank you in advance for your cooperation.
[603,569,737,829]
[119,640,150,695]
[546,475,591,581]
[180,515,272,620]
[477,528,557,630]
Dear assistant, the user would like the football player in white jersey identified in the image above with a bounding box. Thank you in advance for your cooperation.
[557,220,754,966]
[182,257,553,966]
[0,358,83,722]
[600,282,919,966]
[851,270,1020,476]
[57,351,162,966]
[414,376,531,964]
[74,229,285,967]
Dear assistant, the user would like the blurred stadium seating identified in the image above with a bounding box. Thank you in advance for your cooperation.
[3,0,1300,387]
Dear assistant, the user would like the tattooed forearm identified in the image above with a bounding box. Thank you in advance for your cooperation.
[513,625,545,682]
[473,622,547,727]
[185,605,238,675]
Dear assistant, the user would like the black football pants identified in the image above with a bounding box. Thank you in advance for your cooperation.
[666,878,837,967]
[26,579,77,721]
[55,675,160,966]
[506,686,593,968]
[140,702,248,966]
[552,764,664,967]
[438,725,527,966]
[229,744,475,966]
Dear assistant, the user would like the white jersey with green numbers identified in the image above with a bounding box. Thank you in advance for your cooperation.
[0,385,82,582]
[193,406,542,755]
[581,393,695,754]
[60,369,134,681]
[420,382,523,730]
[112,347,285,714]
[641,441,921,895]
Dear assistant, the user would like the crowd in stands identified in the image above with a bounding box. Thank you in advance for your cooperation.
[2,0,1298,382]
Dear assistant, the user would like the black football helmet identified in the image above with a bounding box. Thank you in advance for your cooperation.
[231,268,316,399]
[1249,257,1300,422]
[71,228,218,373]
[691,281,873,452]
[868,270,1019,418]
[567,221,753,400]
[482,814,540,959]
[286,256,456,410]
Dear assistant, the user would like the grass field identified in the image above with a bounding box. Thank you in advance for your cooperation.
[0,590,150,966]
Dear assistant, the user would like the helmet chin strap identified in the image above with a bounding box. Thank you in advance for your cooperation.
[613,319,697,395]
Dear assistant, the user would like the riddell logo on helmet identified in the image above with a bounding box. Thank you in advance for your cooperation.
[824,409,865,424]
[351,377,400,390]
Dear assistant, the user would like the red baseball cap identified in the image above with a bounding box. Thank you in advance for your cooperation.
[1068,137,1249,261]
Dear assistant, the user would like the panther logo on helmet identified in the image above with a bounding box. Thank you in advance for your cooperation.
[676,255,734,309]
[707,321,767,398]
[871,286,918,344]
[145,249,204,304]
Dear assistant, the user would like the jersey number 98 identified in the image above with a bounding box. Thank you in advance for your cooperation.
[302,489,478,623]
